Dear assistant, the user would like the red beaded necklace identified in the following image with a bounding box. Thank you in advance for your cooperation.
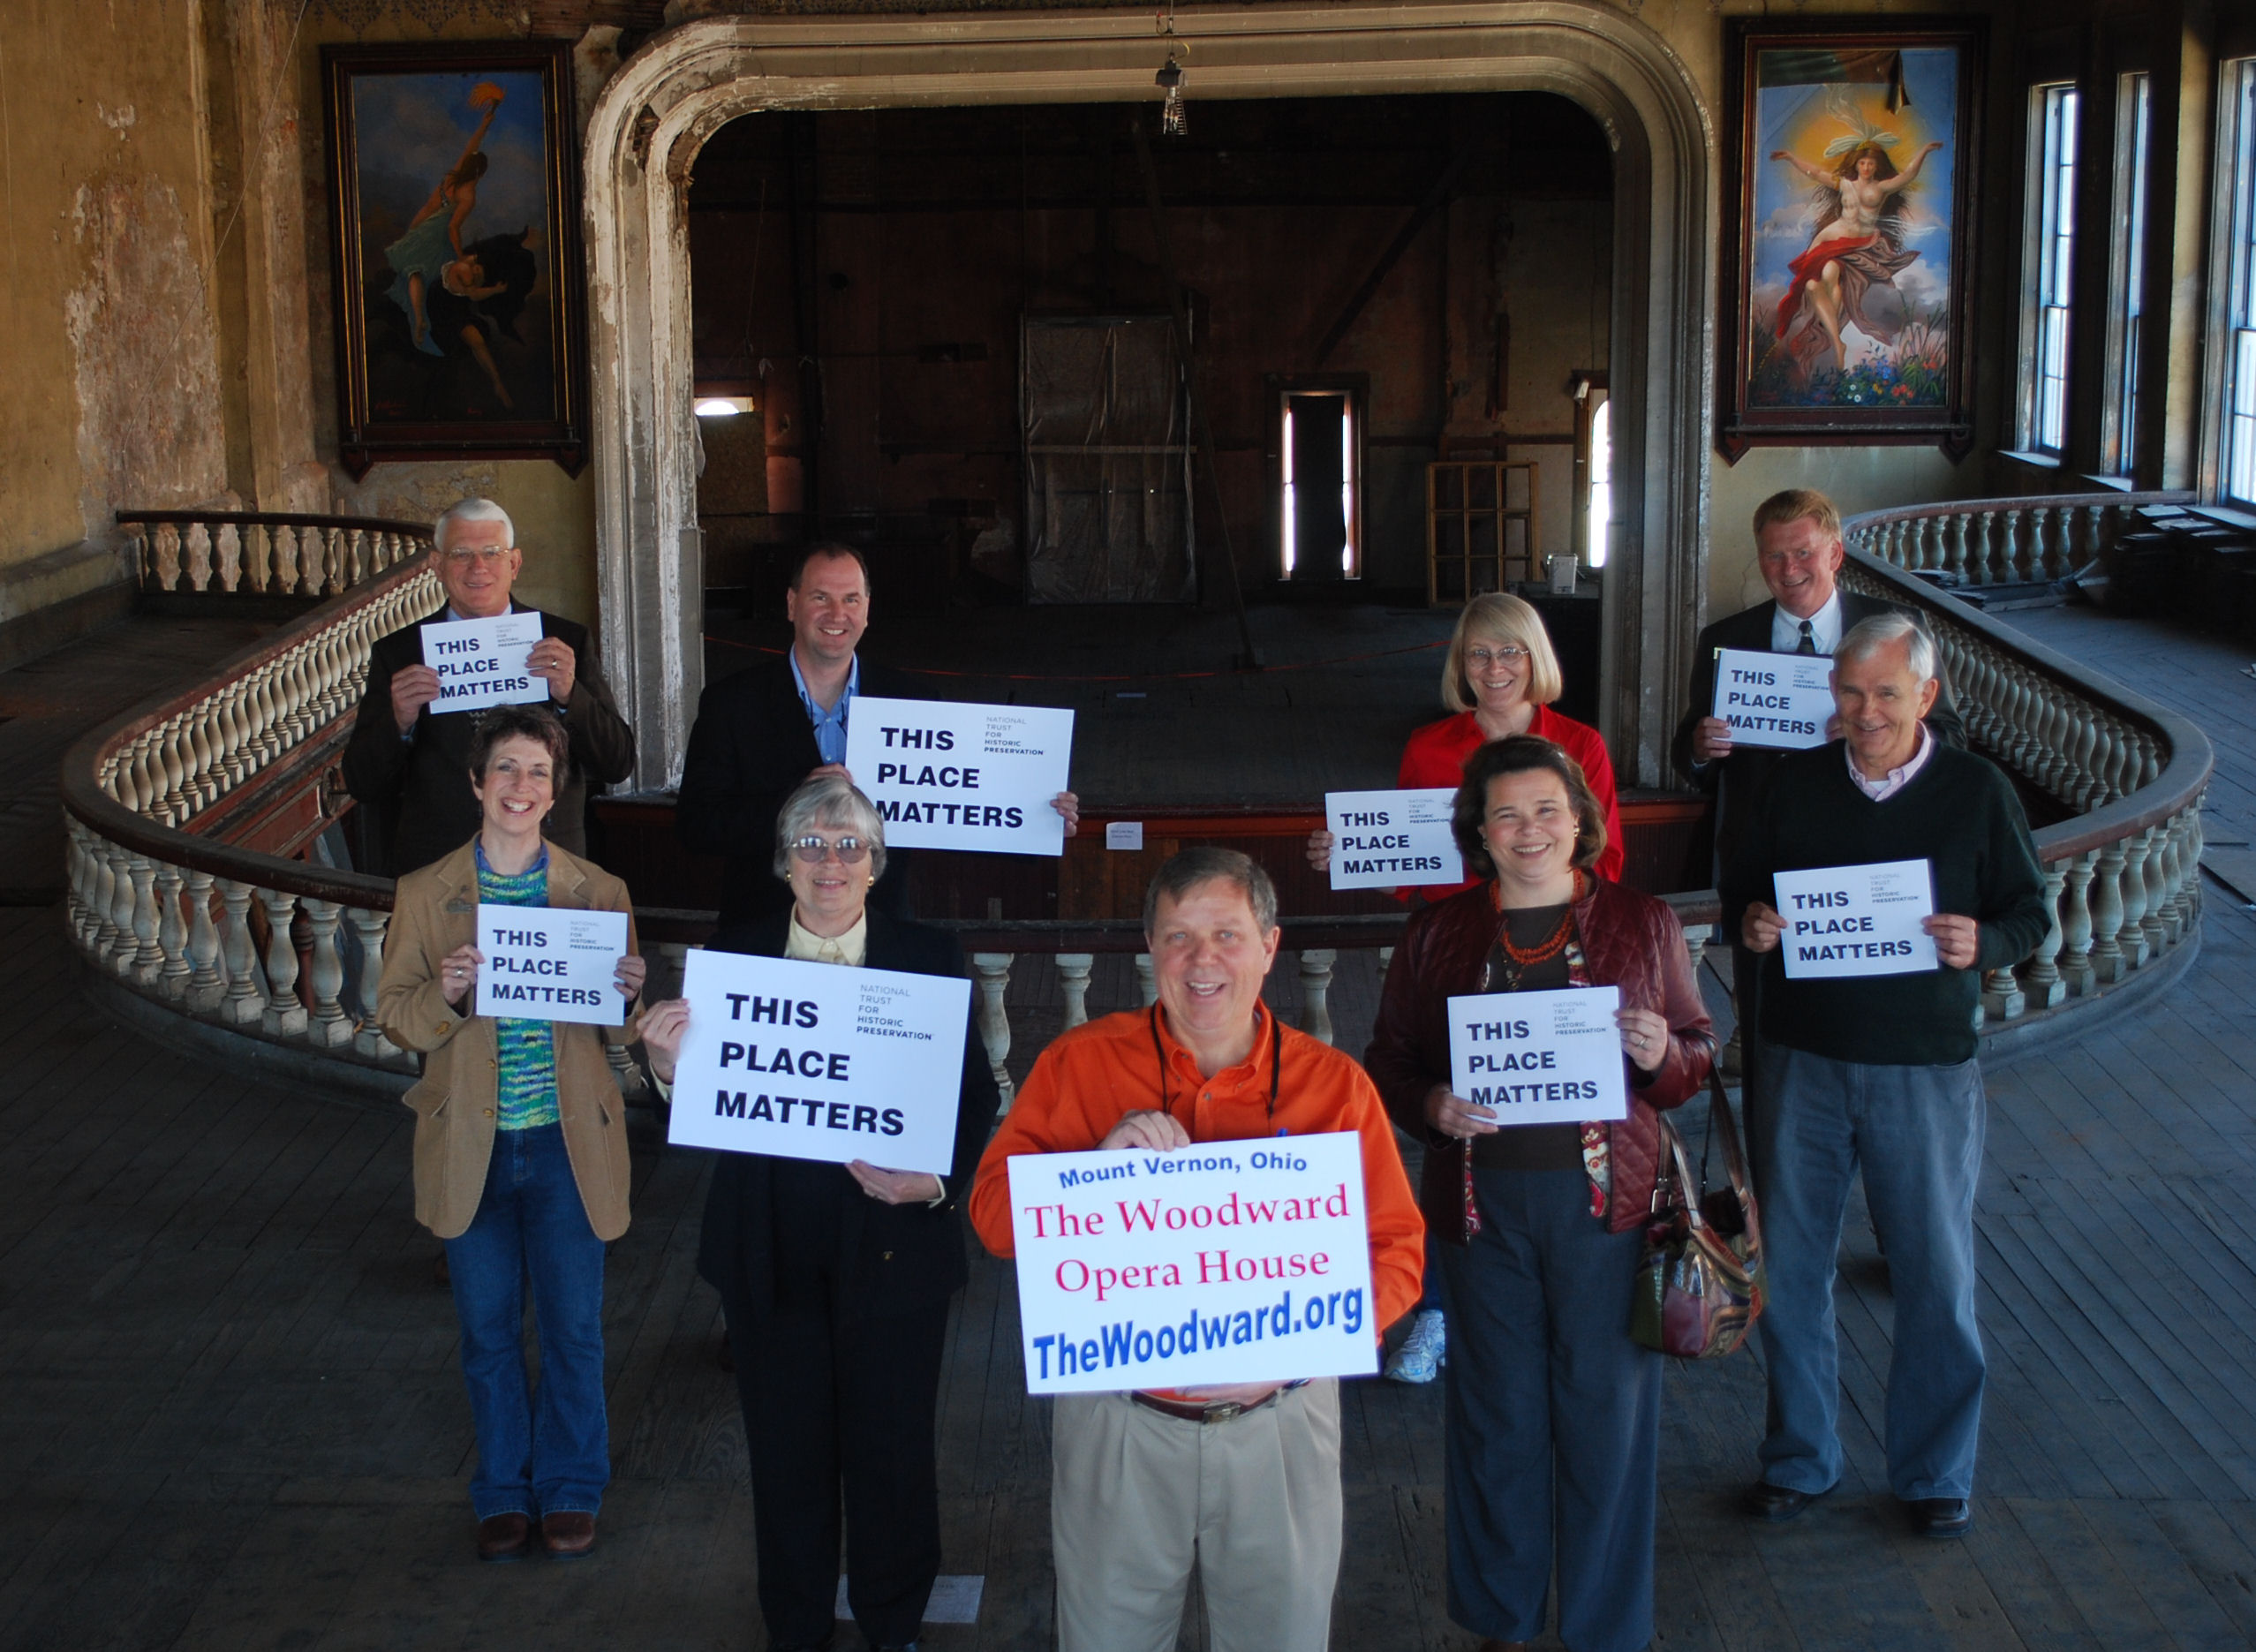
[1491,870,1585,968]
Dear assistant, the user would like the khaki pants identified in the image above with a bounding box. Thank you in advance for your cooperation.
[1052,1381,1342,1652]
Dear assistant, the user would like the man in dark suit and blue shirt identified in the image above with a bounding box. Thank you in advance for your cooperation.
[1673,489,1965,1097]
[343,498,635,875]
[678,544,1080,930]
[1724,612,2047,1541]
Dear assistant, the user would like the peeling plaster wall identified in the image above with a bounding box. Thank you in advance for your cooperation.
[0,0,232,595]
[65,175,230,539]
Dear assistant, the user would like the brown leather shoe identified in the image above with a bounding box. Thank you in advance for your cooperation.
[476,1512,531,1562]
[541,1510,597,1558]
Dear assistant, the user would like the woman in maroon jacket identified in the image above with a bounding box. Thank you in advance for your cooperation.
[1364,735,1712,1652]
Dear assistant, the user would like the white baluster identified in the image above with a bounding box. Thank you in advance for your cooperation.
[1297,948,1337,1046]
[301,898,352,1045]
[127,854,163,985]
[2115,830,2154,969]
[185,523,213,592]
[1056,954,1094,1030]
[2017,864,2068,1010]
[1134,953,1158,1007]
[154,861,192,1000]
[349,908,400,1058]
[2087,841,2130,983]
[105,841,140,972]
[255,886,307,1034]
[971,953,1015,1110]
[216,523,242,592]
[185,870,224,1011]
[2057,850,2096,999]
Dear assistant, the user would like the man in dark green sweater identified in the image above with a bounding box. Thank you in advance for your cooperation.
[1723,613,2048,1543]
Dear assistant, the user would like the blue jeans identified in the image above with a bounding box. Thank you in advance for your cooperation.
[1439,1169,1659,1652]
[443,1122,610,1520]
[1752,1045,1986,1501]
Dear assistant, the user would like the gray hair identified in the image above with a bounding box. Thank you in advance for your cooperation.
[1837,611,1937,686]
[1142,847,1279,939]
[771,773,887,882]
[434,497,517,555]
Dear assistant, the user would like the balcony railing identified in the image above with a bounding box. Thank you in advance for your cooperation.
[57,497,2209,1103]
[1844,493,2213,1028]
[118,509,434,600]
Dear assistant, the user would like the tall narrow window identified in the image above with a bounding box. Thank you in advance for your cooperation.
[2105,73,2151,476]
[2222,62,2256,506]
[2024,83,2080,456]
[1586,398,1612,569]
[1279,389,1359,578]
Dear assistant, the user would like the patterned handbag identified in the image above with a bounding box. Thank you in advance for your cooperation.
[1630,1067,1766,1359]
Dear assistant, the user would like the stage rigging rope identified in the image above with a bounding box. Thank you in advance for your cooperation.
[699,634,1447,683]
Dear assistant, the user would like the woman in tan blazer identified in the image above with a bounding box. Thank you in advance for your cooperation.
[378,704,643,1565]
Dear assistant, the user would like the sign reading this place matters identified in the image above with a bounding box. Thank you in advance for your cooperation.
[1324,788,1463,891]
[1004,1131,1378,1394]
[474,905,630,1026]
[1710,646,1835,750]
[664,947,970,1175]
[845,696,1074,856]
[1773,858,1940,979]
[419,612,547,713]
[1445,984,1628,1128]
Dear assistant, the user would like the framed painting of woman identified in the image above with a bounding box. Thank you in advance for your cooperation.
[1718,19,1986,461]
[322,41,587,478]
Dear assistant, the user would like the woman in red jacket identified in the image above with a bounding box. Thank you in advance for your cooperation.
[1311,592,1626,1383]
[1363,735,1712,1652]
[1309,592,1626,894]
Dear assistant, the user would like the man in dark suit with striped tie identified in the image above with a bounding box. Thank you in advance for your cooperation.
[1671,489,1965,1122]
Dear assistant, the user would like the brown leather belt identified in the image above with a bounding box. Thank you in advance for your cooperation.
[1130,1389,1282,1424]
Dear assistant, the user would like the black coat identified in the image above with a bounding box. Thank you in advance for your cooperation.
[693,909,1000,1322]
[341,607,636,877]
[675,654,925,927]
[1670,592,1967,877]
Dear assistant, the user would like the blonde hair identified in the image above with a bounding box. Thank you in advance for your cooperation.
[1751,488,1841,544]
[1440,593,1564,713]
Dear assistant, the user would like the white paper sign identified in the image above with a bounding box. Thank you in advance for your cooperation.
[474,905,630,1025]
[664,948,970,1175]
[1773,858,1939,978]
[844,695,1073,856]
[1324,788,1463,890]
[1446,984,1628,1126]
[1004,1132,1378,1394]
[1710,646,1835,751]
[419,613,547,713]
[1105,821,1143,851]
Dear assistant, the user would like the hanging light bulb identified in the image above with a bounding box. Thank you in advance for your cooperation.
[1155,51,1187,139]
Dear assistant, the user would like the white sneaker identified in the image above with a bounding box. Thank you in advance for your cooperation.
[1385,1309,1445,1384]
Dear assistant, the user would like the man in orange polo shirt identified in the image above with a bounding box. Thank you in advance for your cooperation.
[970,848,1423,1652]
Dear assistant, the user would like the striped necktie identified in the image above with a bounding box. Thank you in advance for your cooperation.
[1796,620,1817,655]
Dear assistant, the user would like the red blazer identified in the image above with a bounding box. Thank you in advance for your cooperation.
[1397,705,1627,890]
[1363,878,1713,1240]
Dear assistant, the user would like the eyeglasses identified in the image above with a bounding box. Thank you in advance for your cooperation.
[442,547,512,565]
[1465,645,1531,668]
[789,835,871,864]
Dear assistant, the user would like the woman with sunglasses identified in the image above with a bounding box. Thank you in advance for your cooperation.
[640,773,998,1652]
[1308,591,1626,1383]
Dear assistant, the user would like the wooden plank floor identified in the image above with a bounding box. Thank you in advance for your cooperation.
[0,615,274,903]
[4,600,2256,1648]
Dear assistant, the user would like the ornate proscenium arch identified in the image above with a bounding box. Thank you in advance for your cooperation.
[583,3,1714,792]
